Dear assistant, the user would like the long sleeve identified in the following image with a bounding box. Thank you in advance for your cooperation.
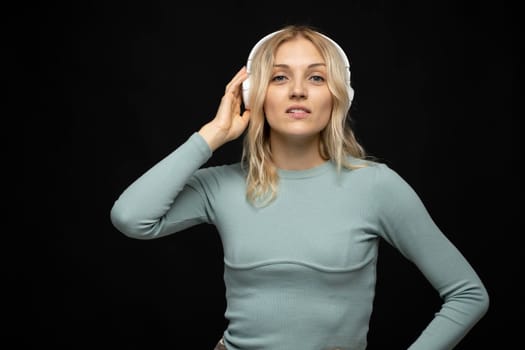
[110,132,213,239]
[372,164,489,349]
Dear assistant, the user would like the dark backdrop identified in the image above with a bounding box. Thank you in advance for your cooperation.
[19,1,519,349]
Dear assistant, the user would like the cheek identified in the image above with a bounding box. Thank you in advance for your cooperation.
[317,93,333,122]
[264,86,281,104]
[262,90,282,119]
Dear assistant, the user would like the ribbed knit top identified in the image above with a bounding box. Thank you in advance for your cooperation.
[110,132,489,350]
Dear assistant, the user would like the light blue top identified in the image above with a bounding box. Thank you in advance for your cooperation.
[110,132,489,350]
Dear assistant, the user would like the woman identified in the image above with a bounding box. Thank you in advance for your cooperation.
[110,25,489,350]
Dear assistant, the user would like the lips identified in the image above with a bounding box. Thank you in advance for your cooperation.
[286,106,311,119]
[286,106,311,113]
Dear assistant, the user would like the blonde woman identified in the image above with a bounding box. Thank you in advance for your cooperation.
[110,25,489,350]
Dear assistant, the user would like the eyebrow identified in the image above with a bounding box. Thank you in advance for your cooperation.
[273,63,326,69]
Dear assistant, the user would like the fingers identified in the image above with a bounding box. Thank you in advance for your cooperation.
[224,66,248,96]
[199,67,251,150]
[241,109,251,123]
[228,108,251,140]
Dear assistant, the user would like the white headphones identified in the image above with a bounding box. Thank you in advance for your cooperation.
[242,29,354,108]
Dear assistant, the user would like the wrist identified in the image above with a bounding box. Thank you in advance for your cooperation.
[198,123,226,152]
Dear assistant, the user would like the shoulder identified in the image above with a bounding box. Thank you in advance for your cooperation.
[196,162,244,177]
[343,156,391,179]
[191,162,245,187]
[343,157,410,192]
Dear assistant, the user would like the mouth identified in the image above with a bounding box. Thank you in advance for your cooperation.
[286,107,310,119]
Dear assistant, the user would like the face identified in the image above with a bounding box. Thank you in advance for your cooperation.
[263,36,333,141]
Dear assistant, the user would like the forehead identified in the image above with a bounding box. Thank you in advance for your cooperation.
[273,36,325,65]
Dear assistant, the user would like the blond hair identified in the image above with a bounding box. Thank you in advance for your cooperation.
[241,25,367,206]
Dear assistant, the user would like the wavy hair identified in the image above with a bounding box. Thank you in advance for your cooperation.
[241,25,367,206]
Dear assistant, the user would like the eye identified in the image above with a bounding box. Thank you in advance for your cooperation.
[309,75,325,83]
[271,75,288,82]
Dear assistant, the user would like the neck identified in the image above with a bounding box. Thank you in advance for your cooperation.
[269,133,325,170]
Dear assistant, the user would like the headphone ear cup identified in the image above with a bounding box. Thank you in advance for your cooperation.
[241,31,280,110]
[347,72,354,103]
[345,67,354,103]
[242,76,251,108]
[348,85,355,103]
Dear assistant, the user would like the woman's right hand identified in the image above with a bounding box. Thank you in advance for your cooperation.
[198,66,252,151]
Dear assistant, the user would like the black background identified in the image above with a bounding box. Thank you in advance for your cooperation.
[18,1,520,349]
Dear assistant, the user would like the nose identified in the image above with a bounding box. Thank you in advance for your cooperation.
[289,79,307,100]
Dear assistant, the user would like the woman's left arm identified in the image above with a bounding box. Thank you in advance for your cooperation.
[372,164,489,350]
